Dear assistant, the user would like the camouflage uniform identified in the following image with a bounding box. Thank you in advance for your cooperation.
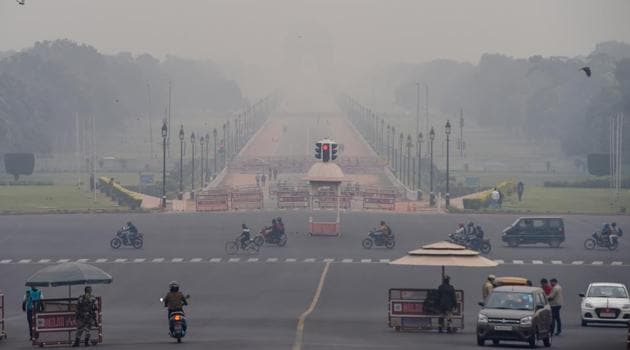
[73,290,97,346]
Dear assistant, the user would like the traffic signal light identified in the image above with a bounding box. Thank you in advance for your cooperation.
[322,143,330,162]
[315,142,322,159]
[331,143,338,160]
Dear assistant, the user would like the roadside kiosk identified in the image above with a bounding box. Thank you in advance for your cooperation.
[305,161,345,237]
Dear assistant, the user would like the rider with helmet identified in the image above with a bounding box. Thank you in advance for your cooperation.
[276,217,285,239]
[375,220,392,238]
[240,224,251,249]
[163,281,188,334]
[609,222,622,244]
[122,221,138,243]
[600,223,612,243]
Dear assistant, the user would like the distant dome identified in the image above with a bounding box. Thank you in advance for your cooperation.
[305,162,345,182]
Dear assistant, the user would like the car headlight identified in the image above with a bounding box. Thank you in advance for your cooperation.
[520,316,533,325]
[478,314,488,323]
[584,302,594,308]
[622,304,630,309]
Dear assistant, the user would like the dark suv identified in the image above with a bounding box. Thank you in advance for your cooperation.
[501,217,565,248]
[477,286,552,348]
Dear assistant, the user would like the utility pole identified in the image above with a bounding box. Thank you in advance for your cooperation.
[167,80,172,158]
[147,83,154,159]
[459,108,464,157]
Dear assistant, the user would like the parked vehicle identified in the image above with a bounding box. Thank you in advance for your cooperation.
[477,286,552,348]
[584,232,619,251]
[362,230,395,249]
[110,229,143,249]
[501,217,565,248]
[580,282,630,326]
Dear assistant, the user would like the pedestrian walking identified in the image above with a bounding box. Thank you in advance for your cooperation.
[255,173,260,187]
[548,278,563,336]
[261,173,267,187]
[497,189,503,208]
[540,278,552,295]
[269,167,273,180]
[273,168,278,181]
[482,275,495,301]
[516,181,525,201]
[437,276,457,333]
[490,188,500,209]
[22,286,43,340]
[72,286,97,347]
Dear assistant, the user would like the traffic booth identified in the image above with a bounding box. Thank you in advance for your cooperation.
[305,162,345,237]
[388,288,464,332]
[231,186,263,210]
[0,292,6,341]
[32,297,103,347]
[196,188,230,211]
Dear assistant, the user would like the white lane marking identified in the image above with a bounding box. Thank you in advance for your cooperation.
[57,259,70,263]
[342,259,353,263]
[611,261,623,266]
[361,259,372,263]
[38,259,51,264]
[532,260,543,264]
[551,260,563,265]
[228,258,240,262]
[95,258,108,263]
[304,258,316,263]
[209,258,222,263]
[0,259,11,264]
[292,262,331,350]
[190,258,203,263]
[266,258,278,262]
[592,261,603,265]
[513,260,524,264]
[247,258,259,263]
[494,259,504,264]
[76,258,89,263]
[133,258,146,263]
[171,258,184,263]
[286,258,297,262]
[323,258,335,263]
[152,258,165,263]
[380,259,391,263]
[572,261,584,265]
[114,258,127,263]
[18,259,31,264]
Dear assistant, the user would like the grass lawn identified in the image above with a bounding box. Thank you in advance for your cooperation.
[500,187,630,215]
[0,185,120,213]
[0,172,156,186]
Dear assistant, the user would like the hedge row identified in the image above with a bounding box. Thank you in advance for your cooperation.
[0,181,54,186]
[462,180,516,210]
[98,177,143,209]
[544,178,630,188]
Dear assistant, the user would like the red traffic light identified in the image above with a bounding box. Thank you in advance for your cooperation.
[322,144,329,151]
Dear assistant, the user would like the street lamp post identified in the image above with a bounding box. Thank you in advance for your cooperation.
[161,121,168,208]
[417,132,423,191]
[406,135,412,187]
[222,123,226,169]
[429,127,435,206]
[226,120,230,160]
[200,136,205,188]
[391,126,396,170]
[399,132,404,180]
[191,132,196,199]
[380,119,384,156]
[213,128,217,175]
[205,132,210,183]
[386,124,391,165]
[445,120,452,207]
[178,125,184,200]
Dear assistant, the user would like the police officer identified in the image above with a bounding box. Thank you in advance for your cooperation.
[73,286,97,347]
[437,276,457,333]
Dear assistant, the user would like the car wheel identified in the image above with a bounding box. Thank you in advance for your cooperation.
[476,336,485,346]
[581,319,588,327]
[492,339,499,345]
[507,239,519,247]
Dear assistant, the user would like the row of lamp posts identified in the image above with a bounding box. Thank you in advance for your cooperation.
[342,96,451,207]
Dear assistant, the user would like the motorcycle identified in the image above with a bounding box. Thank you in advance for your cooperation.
[362,230,395,249]
[584,231,619,251]
[110,229,143,249]
[160,295,190,343]
[448,226,491,254]
[253,228,287,247]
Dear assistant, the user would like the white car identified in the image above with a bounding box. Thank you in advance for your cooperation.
[580,282,630,326]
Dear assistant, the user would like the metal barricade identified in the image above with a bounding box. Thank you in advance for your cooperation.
[32,297,103,347]
[388,288,464,332]
[312,192,352,209]
[308,220,340,237]
[277,190,310,209]
[0,292,6,340]
[196,189,230,211]
[231,186,263,210]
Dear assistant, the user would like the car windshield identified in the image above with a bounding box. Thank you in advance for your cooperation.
[485,292,534,310]
[587,286,628,298]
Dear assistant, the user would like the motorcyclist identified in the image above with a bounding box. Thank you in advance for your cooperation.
[121,221,138,243]
[375,221,392,238]
[465,221,478,242]
[276,217,285,236]
[600,223,611,243]
[609,222,622,244]
[266,218,278,241]
[240,224,251,249]
[163,281,188,334]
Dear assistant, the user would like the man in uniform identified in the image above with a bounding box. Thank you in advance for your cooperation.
[73,286,97,347]
[482,274,495,301]
[437,276,457,333]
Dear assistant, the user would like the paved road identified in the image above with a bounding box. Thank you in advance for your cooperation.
[0,212,629,349]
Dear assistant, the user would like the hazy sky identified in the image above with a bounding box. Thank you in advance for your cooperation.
[2,0,630,70]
